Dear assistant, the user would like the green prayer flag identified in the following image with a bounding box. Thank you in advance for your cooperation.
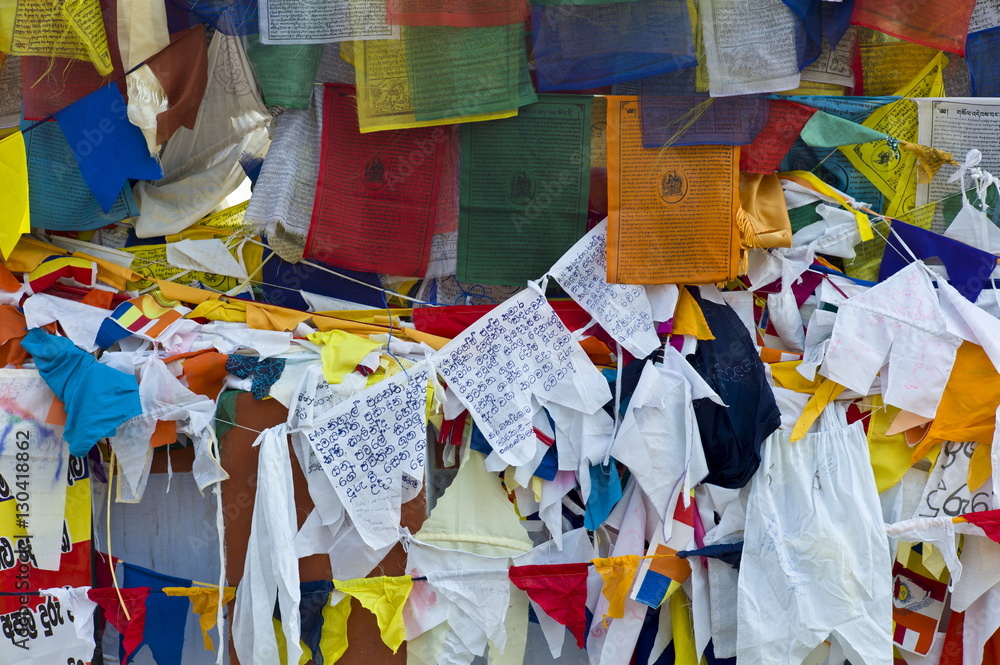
[247,36,324,109]
[457,95,592,285]
[405,23,537,122]
[799,110,890,149]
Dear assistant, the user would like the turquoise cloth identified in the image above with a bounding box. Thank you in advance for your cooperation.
[22,328,142,456]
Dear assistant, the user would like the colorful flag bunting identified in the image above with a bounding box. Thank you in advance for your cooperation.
[508,563,590,649]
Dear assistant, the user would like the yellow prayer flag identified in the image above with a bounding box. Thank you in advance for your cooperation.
[162,586,237,651]
[840,52,946,217]
[900,142,958,184]
[671,287,715,340]
[72,251,144,290]
[273,617,311,665]
[334,576,413,653]
[778,171,874,242]
[187,299,248,323]
[593,555,641,622]
[307,329,382,384]
[0,7,12,52]
[969,442,991,492]
[271,593,352,665]
[318,595,352,665]
[0,131,29,260]
[866,396,915,494]
[246,302,311,332]
[769,361,823,393]
[858,29,940,96]
[670,589,699,665]
[738,172,793,249]
[8,0,113,74]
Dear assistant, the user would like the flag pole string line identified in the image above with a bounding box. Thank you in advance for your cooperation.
[0,551,693,595]
[20,60,149,135]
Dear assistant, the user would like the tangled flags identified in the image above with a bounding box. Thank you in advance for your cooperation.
[96,293,190,349]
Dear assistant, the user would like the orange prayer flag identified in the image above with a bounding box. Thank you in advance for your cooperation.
[606,97,739,285]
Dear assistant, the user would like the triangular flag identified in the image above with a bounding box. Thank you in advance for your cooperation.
[508,563,590,649]
[740,100,817,173]
[799,110,890,148]
[334,576,413,653]
[962,510,1000,543]
[127,24,210,154]
[163,586,236,651]
[315,593,352,665]
[880,220,997,303]
[54,83,164,213]
[282,580,346,665]
[424,570,511,657]
[592,555,641,622]
[0,131,30,259]
[123,563,191,665]
[95,292,189,349]
[88,587,151,662]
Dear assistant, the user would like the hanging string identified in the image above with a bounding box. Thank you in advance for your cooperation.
[6,552,687,594]
[409,553,685,581]
[229,238,435,306]
[297,257,436,306]
[0,589,173,597]
[381,289,410,380]
[106,451,131,620]
[809,147,841,174]
[20,60,149,135]
[608,341,623,462]
[869,219,917,266]
[212,478,227,665]
[213,417,267,436]
[131,252,409,316]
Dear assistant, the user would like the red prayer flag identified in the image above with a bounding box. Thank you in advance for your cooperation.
[962,510,1000,543]
[739,100,816,174]
[508,563,590,649]
[851,0,976,55]
[88,587,150,661]
[19,0,126,120]
[305,83,450,278]
[939,610,963,665]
